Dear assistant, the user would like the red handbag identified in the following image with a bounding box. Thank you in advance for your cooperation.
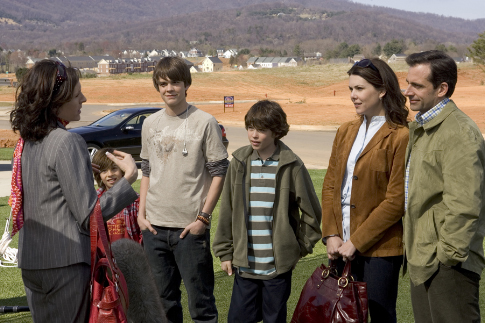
[291,260,368,323]
[89,200,129,323]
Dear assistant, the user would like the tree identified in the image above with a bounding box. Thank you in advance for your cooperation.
[383,39,405,57]
[293,44,302,57]
[15,67,29,82]
[435,43,447,52]
[372,43,382,56]
[48,48,57,57]
[468,32,485,72]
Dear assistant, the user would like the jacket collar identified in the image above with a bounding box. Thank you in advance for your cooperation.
[232,140,298,166]
[341,118,394,162]
[409,100,457,132]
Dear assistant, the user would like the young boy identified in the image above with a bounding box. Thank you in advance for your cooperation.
[92,148,142,244]
[138,57,228,323]
[213,100,322,323]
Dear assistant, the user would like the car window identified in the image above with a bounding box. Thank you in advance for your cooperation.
[90,110,133,127]
[125,113,153,130]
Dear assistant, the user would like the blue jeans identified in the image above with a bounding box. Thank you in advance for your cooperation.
[143,226,218,323]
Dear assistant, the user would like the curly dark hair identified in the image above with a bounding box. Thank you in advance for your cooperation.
[347,58,409,127]
[10,59,80,141]
[245,100,290,140]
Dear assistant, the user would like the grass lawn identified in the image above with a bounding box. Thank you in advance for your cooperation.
[0,148,13,161]
[0,169,484,322]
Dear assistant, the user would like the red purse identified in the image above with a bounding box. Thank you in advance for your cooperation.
[291,260,368,323]
[89,200,129,323]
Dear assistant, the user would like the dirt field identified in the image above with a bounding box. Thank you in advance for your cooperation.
[1,63,484,147]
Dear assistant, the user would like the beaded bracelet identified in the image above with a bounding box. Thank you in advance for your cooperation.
[196,215,210,226]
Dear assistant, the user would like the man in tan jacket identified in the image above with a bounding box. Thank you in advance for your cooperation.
[404,50,485,323]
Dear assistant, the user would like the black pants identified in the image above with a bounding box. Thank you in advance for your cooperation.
[228,270,292,323]
[22,263,91,323]
[335,255,402,323]
[410,263,481,323]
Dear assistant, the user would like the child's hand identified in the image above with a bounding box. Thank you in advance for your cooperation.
[221,260,233,276]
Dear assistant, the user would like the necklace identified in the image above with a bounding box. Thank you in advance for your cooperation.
[182,106,189,156]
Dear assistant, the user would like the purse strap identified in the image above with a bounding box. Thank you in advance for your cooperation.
[89,200,120,286]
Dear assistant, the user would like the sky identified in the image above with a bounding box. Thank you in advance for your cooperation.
[350,0,485,20]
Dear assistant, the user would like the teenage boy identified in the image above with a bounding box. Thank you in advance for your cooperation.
[213,100,322,323]
[138,57,228,323]
[403,50,485,323]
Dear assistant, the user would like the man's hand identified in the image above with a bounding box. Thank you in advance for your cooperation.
[338,240,357,262]
[221,260,233,276]
[180,220,207,238]
[326,236,344,260]
[138,217,157,235]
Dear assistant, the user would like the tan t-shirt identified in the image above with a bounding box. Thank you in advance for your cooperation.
[140,106,228,228]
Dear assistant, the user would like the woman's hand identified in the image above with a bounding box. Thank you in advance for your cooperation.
[106,150,138,184]
[326,236,344,260]
[338,240,357,262]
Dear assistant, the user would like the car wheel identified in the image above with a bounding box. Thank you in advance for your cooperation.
[87,144,101,160]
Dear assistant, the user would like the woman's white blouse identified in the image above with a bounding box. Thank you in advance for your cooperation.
[340,116,386,242]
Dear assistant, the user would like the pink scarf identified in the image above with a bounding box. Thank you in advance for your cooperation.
[9,119,69,237]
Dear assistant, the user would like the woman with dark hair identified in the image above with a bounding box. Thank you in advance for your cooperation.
[321,58,409,322]
[10,59,138,322]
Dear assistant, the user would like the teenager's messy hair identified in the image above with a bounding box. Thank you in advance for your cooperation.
[92,148,124,190]
[245,100,289,140]
[152,57,192,92]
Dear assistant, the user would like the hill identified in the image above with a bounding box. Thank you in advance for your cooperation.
[0,0,483,52]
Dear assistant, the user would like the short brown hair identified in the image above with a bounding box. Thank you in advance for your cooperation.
[245,100,289,140]
[92,148,124,190]
[405,50,457,98]
[152,57,192,92]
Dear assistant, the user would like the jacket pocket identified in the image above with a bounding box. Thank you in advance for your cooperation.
[369,149,389,172]
[416,209,439,266]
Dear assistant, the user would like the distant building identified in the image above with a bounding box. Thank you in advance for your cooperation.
[223,49,238,58]
[217,49,225,57]
[387,54,407,63]
[188,48,204,57]
[202,57,223,72]
[328,57,352,64]
[26,58,43,68]
[246,57,302,68]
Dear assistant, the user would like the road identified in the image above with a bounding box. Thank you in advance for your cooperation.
[0,104,337,197]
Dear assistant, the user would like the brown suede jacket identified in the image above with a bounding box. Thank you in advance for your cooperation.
[321,119,409,257]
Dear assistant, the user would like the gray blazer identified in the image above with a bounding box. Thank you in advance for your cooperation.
[18,126,138,270]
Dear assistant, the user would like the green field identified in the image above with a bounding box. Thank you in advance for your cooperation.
[0,170,483,322]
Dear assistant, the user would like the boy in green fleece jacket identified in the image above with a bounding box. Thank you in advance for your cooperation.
[213,100,322,323]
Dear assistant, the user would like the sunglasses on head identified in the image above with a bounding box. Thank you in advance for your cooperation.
[53,61,67,93]
[353,59,379,73]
